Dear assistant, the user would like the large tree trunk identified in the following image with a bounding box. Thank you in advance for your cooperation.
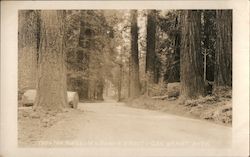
[18,11,39,91]
[180,10,205,99]
[170,14,181,82]
[146,10,157,84]
[34,11,67,111]
[214,10,232,90]
[129,10,140,98]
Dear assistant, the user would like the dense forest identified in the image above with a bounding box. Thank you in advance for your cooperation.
[18,10,232,122]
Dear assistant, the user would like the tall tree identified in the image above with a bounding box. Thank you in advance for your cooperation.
[214,10,232,90]
[18,11,39,91]
[34,11,67,111]
[180,10,205,99]
[129,10,140,98]
[146,10,157,84]
[201,11,216,82]
[170,12,181,82]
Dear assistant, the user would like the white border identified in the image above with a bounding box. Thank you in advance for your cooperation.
[1,1,249,157]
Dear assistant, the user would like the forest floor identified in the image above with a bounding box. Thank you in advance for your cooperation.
[18,101,231,147]
[125,95,232,126]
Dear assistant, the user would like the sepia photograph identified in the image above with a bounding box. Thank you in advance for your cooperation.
[18,9,232,147]
[1,1,249,157]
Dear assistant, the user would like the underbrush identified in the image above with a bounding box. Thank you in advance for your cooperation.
[184,95,232,125]
[126,92,232,126]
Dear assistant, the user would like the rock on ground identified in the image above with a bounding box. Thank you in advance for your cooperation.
[167,82,180,98]
[20,89,79,108]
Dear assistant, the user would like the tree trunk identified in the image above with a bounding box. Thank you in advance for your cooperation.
[96,78,104,100]
[180,10,205,99]
[88,80,95,100]
[129,10,140,98]
[34,11,67,111]
[117,64,122,101]
[128,57,131,97]
[146,10,157,84]
[18,11,39,91]
[170,14,181,82]
[214,10,232,90]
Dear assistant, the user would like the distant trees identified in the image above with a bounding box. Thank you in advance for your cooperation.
[34,11,67,111]
[18,9,232,105]
[66,10,116,101]
[157,11,181,83]
[76,10,90,99]
[129,10,140,98]
[214,10,232,91]
[201,11,216,82]
[180,10,205,99]
[169,12,181,83]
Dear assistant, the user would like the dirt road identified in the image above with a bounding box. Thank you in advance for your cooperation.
[38,102,232,148]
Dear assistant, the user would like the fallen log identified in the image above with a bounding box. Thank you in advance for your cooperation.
[151,95,168,100]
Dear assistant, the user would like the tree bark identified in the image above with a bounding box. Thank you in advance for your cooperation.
[34,11,67,111]
[214,10,232,89]
[146,10,157,84]
[170,14,181,82]
[180,10,205,99]
[18,11,39,91]
[129,10,140,98]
